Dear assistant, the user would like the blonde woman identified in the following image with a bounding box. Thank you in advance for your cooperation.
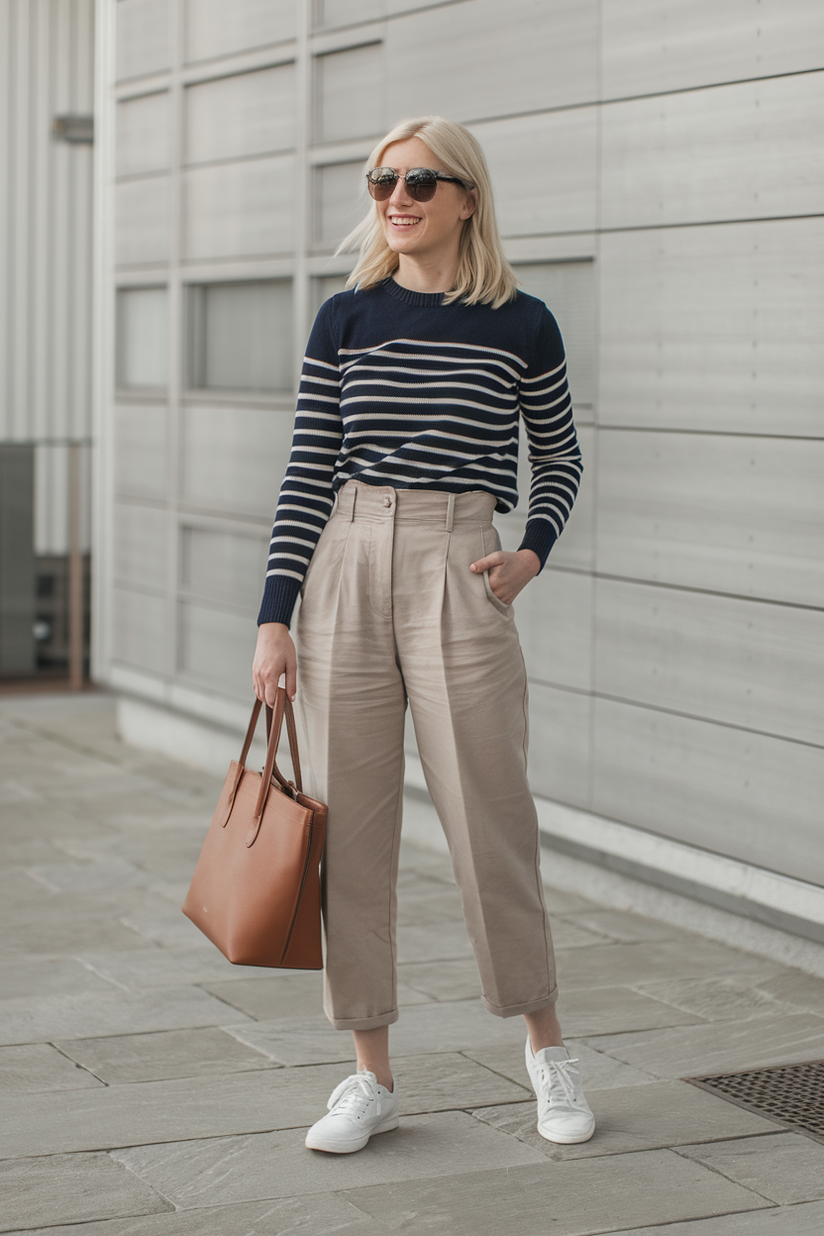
[253,116,594,1153]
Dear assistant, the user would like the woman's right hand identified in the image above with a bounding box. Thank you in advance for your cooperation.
[252,623,297,705]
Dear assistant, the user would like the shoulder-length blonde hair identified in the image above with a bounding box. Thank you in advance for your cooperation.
[337,116,517,309]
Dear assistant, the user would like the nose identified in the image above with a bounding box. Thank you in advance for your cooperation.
[387,175,414,209]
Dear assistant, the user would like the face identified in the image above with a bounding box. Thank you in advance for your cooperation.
[373,136,476,267]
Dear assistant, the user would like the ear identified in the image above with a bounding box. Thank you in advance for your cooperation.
[459,188,478,221]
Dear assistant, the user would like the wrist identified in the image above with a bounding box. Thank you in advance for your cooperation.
[516,548,541,577]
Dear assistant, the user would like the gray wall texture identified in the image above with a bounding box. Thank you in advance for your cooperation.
[93,0,824,887]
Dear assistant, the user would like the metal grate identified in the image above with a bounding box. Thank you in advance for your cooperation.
[686,1059,824,1143]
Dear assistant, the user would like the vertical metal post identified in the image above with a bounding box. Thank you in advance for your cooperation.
[68,442,84,690]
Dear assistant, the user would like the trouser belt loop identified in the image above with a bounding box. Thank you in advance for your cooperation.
[445,493,455,534]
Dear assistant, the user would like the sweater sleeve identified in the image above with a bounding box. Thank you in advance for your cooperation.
[257,299,343,628]
[516,304,583,569]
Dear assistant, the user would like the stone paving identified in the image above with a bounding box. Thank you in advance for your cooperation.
[3,691,824,1235]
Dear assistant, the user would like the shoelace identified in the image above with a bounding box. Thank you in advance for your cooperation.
[534,1056,583,1111]
[326,1073,378,1120]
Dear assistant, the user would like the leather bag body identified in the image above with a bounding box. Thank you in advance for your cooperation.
[182,690,326,968]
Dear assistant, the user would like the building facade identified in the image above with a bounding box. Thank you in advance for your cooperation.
[91,1,824,935]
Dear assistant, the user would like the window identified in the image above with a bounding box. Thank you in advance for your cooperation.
[116,287,169,389]
[514,261,596,408]
[187,280,293,392]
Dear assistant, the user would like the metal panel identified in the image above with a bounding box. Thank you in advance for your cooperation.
[114,501,168,589]
[472,111,597,237]
[602,0,824,99]
[313,160,368,251]
[114,403,168,499]
[529,683,591,810]
[181,525,269,610]
[185,63,296,166]
[182,154,295,259]
[595,578,824,747]
[314,41,384,143]
[597,431,824,608]
[112,586,168,674]
[116,91,171,177]
[185,0,296,64]
[116,0,170,82]
[178,600,257,695]
[513,260,597,408]
[601,73,824,230]
[115,177,171,266]
[385,0,598,121]
[599,218,824,437]
[517,567,593,693]
[593,697,824,886]
[180,404,297,517]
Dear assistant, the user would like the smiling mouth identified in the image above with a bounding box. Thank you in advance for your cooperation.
[388,216,421,227]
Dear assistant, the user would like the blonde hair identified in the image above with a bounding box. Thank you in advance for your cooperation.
[337,116,517,309]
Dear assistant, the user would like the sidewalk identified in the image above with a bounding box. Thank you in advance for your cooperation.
[2,691,824,1235]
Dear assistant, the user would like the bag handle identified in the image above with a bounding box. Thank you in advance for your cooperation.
[252,688,288,825]
[265,693,303,794]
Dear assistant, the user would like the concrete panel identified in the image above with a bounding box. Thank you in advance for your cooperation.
[594,578,824,746]
[116,92,171,178]
[597,431,824,608]
[517,568,593,693]
[529,683,591,810]
[313,160,368,251]
[602,0,824,98]
[599,217,824,436]
[114,502,168,590]
[178,601,257,694]
[601,73,824,229]
[385,0,598,120]
[112,587,168,675]
[116,0,170,82]
[180,404,296,517]
[115,177,170,266]
[314,42,385,143]
[185,0,297,64]
[318,0,385,26]
[185,63,296,166]
[513,260,597,408]
[180,526,269,610]
[183,155,295,259]
[116,287,168,388]
[593,697,824,885]
[473,110,598,237]
[114,404,168,499]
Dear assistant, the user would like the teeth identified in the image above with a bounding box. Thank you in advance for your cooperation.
[390,217,420,225]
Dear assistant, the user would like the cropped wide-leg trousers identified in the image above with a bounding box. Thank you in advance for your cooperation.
[296,479,558,1030]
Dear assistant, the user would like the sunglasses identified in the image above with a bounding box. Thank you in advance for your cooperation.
[366,167,473,203]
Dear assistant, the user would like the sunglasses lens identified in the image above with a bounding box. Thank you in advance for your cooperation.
[367,169,397,200]
[405,170,438,202]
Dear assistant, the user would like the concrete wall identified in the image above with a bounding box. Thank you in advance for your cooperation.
[93,1,824,925]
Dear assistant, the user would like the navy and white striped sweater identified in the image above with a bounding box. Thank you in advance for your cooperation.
[257,277,583,627]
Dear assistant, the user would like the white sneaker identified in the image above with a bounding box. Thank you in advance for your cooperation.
[525,1037,595,1144]
[304,1069,399,1153]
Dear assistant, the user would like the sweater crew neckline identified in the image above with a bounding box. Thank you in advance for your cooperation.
[381,277,449,308]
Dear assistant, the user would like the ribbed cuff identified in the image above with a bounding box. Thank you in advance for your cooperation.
[257,576,302,629]
[517,520,558,573]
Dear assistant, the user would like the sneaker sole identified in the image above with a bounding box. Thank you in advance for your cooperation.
[304,1115,399,1154]
[536,1120,596,1145]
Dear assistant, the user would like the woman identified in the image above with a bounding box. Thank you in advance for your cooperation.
[253,116,594,1154]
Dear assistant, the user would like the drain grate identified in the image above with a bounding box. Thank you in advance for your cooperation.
[686,1059,824,1143]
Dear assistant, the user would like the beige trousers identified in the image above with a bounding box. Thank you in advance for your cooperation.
[296,479,558,1030]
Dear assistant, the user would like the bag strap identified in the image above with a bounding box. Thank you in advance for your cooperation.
[252,689,287,823]
[265,692,303,794]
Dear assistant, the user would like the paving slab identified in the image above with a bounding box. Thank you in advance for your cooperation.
[585,1012,824,1079]
[75,945,265,992]
[397,957,482,1002]
[395,921,475,963]
[600,1199,824,1236]
[470,1079,784,1160]
[463,1041,660,1091]
[0,986,252,1047]
[1,1195,390,1236]
[0,1043,104,1094]
[0,956,122,999]
[634,976,801,1022]
[202,970,325,1020]
[548,918,615,949]
[677,1133,824,1205]
[339,1148,770,1235]
[555,940,783,991]
[395,889,465,926]
[558,984,704,1037]
[0,1152,170,1232]
[540,884,596,915]
[757,969,824,1018]
[0,800,117,839]
[55,1026,276,1084]
[111,1111,545,1208]
[26,858,152,893]
[225,1016,369,1065]
[564,907,694,944]
[54,832,206,882]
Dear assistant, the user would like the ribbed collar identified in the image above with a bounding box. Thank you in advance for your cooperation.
[381,277,448,308]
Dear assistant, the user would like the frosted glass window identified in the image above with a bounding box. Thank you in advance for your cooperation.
[314,43,384,142]
[313,161,367,250]
[116,287,169,388]
[514,261,596,407]
[188,280,293,392]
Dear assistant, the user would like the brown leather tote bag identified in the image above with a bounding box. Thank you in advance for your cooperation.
[182,689,326,968]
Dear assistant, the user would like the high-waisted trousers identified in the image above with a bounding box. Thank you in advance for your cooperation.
[295,479,558,1030]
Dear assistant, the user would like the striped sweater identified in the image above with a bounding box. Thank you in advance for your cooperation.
[258,277,583,627]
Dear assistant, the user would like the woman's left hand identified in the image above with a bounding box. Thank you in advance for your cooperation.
[470,547,541,606]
